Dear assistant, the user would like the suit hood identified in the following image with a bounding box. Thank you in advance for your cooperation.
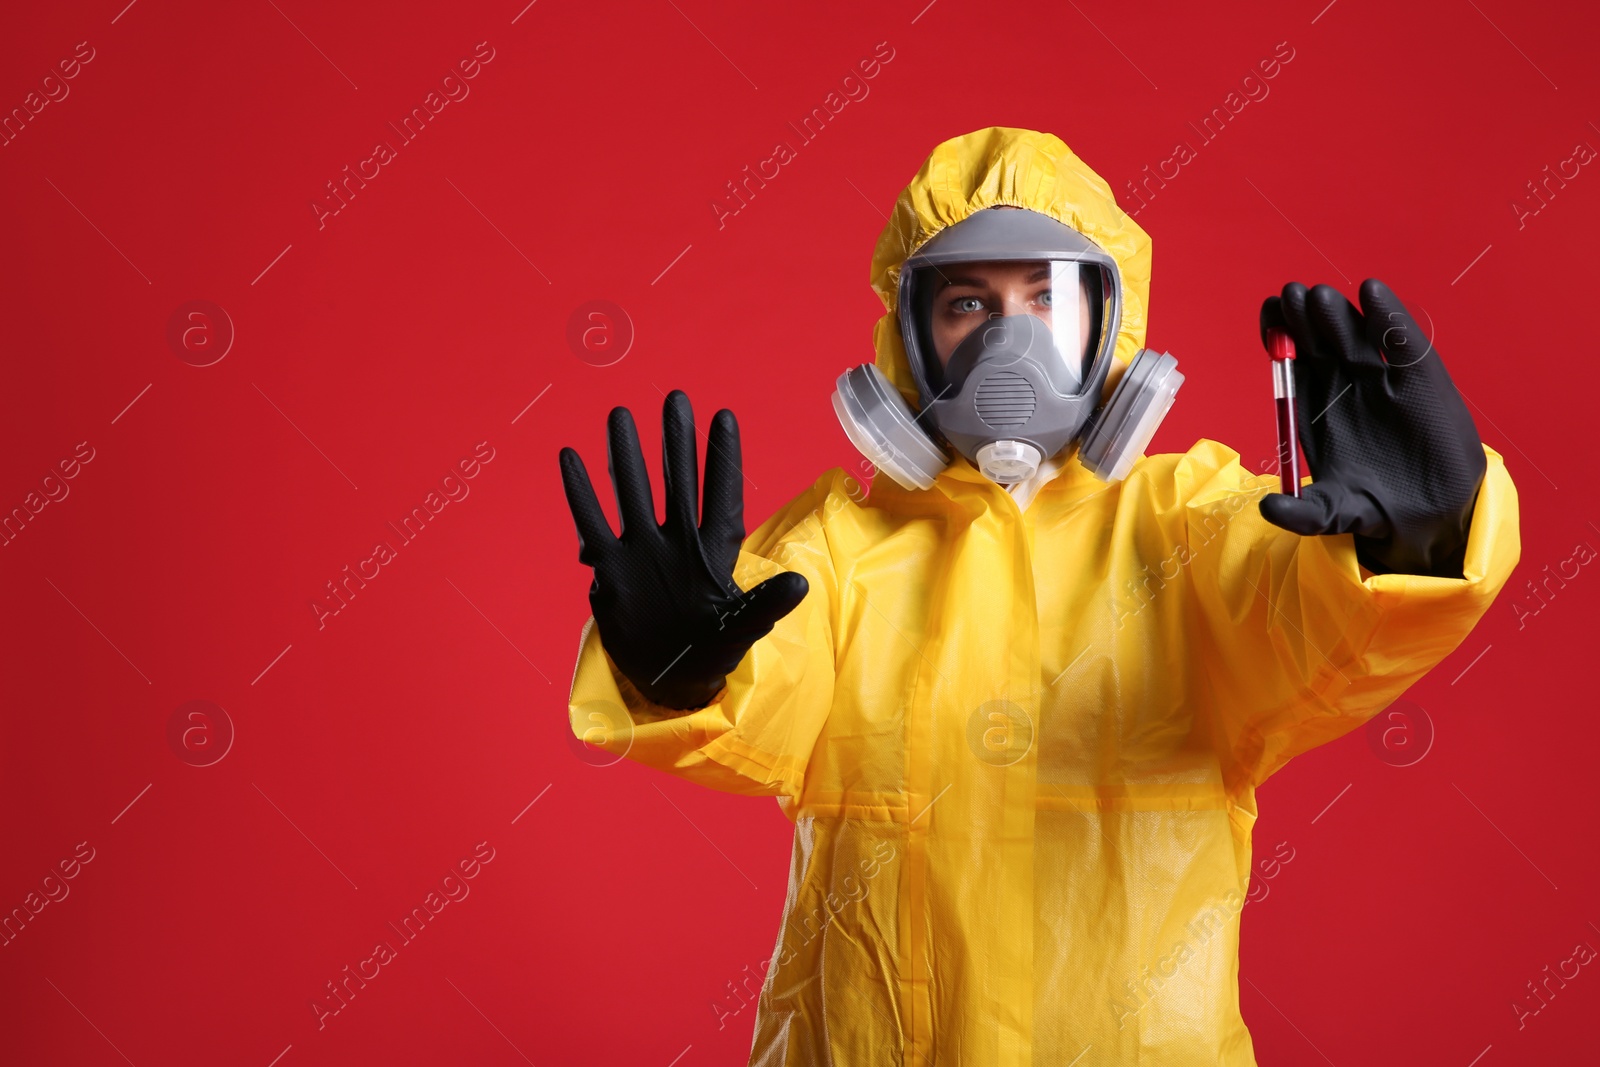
[868,127,1152,409]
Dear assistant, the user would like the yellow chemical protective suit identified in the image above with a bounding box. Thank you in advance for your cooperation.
[566,127,1520,1065]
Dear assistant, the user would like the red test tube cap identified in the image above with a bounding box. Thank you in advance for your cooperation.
[1267,327,1295,362]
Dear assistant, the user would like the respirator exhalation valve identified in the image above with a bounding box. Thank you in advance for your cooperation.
[974,372,1037,429]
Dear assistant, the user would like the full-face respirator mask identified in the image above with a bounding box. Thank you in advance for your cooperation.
[833,206,1183,490]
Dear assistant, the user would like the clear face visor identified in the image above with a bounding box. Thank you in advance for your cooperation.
[911,258,1112,398]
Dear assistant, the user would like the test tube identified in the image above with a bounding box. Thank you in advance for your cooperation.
[1267,328,1301,497]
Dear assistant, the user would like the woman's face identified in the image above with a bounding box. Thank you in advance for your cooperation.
[928,260,1094,368]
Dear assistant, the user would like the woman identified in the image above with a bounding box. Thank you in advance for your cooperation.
[559,127,1519,1065]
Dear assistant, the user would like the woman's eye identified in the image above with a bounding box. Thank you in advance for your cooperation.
[950,297,985,314]
[1036,289,1054,308]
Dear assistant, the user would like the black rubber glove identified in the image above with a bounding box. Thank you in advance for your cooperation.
[1258,278,1486,578]
[558,390,810,710]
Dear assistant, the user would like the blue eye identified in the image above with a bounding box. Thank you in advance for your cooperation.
[950,297,984,314]
[1037,289,1054,308]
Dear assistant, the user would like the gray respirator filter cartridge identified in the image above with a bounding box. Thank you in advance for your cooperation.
[833,347,1183,492]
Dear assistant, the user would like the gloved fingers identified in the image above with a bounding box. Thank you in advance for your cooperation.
[661,389,701,540]
[1308,284,1384,370]
[606,405,659,540]
[1276,282,1337,467]
[1358,277,1435,371]
[1259,486,1337,535]
[558,446,617,563]
[699,407,748,571]
[720,571,810,639]
[1259,293,1288,350]
[1277,282,1323,363]
[1259,482,1391,539]
[1360,277,1483,458]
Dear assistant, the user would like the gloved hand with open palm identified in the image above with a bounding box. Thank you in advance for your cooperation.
[559,390,810,710]
[1258,278,1486,578]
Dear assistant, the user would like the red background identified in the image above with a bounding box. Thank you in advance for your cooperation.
[2,1,1596,1064]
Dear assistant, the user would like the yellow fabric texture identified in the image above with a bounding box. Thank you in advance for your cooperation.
[566,127,1521,1065]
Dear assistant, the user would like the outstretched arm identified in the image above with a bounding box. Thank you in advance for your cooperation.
[1178,279,1519,788]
